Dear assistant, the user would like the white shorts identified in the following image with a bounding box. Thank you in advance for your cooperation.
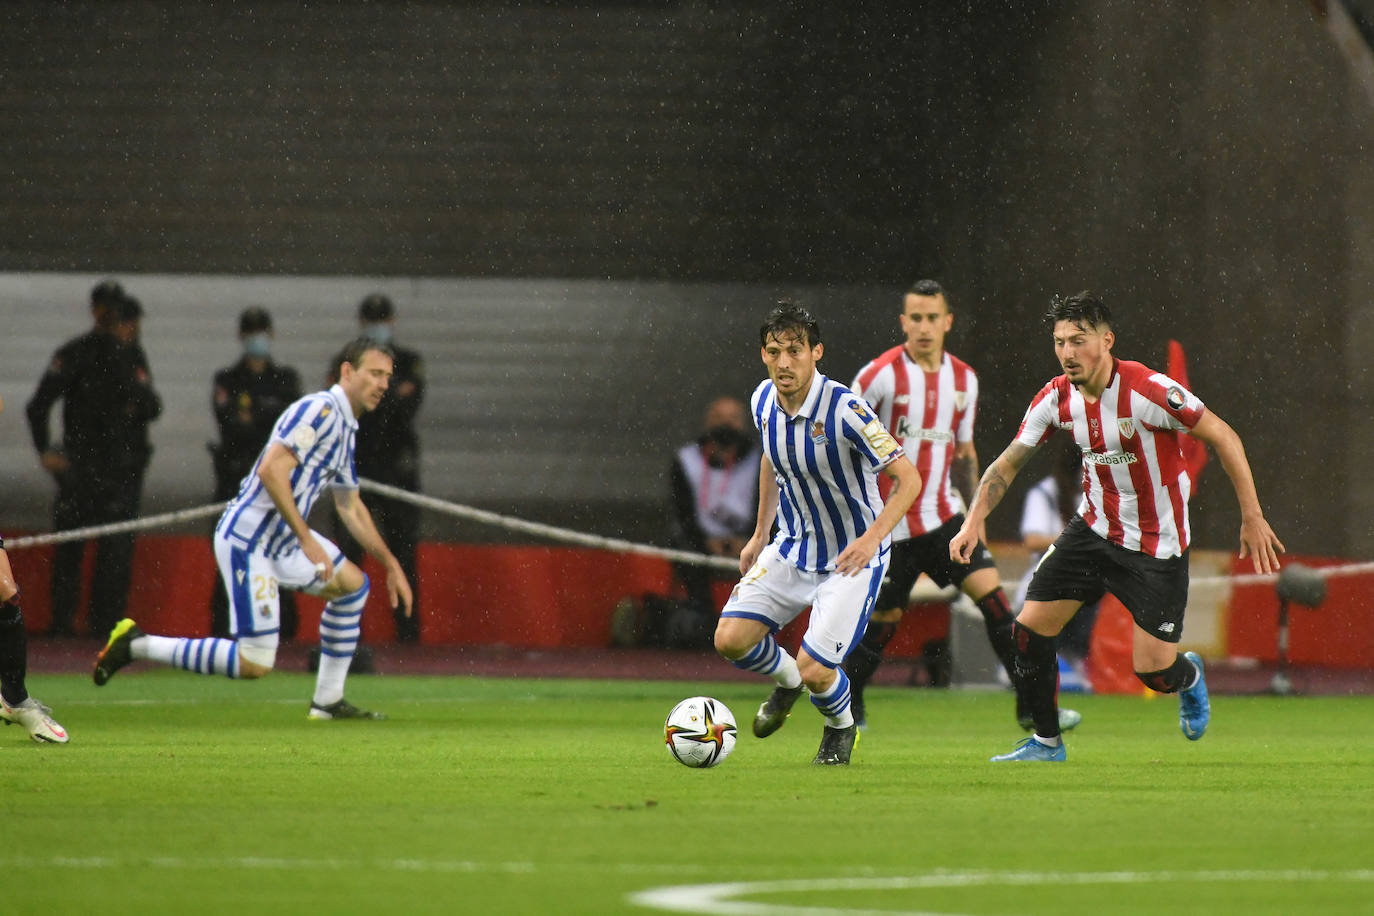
[721,543,887,668]
[213,530,346,641]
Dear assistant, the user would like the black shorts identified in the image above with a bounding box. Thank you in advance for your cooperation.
[1025,516,1190,643]
[876,514,997,611]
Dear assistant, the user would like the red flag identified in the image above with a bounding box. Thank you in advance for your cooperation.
[1168,340,1209,495]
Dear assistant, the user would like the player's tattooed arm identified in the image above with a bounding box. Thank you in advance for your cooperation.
[949,440,1036,564]
[971,441,1036,518]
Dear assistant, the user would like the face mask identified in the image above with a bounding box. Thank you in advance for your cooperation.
[362,322,393,345]
[243,333,272,359]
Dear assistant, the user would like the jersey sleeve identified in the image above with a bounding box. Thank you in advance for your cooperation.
[957,370,979,443]
[1015,381,1060,448]
[1141,371,1206,430]
[838,393,905,470]
[272,396,333,464]
[748,380,771,433]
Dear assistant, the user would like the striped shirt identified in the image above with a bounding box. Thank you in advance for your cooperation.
[851,347,977,540]
[1015,359,1205,558]
[751,372,906,573]
[216,385,360,558]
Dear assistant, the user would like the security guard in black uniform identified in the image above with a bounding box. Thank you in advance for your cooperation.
[26,282,162,637]
[329,293,425,642]
[208,306,302,638]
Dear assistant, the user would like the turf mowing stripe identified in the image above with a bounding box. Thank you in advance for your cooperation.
[629,870,1374,915]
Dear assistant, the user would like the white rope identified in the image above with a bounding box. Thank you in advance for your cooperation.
[4,503,227,549]
[357,480,739,571]
[5,480,1371,589]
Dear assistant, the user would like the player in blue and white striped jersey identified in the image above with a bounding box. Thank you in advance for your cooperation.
[94,338,414,721]
[714,303,921,765]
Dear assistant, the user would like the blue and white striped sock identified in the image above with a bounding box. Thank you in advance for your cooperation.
[810,667,854,728]
[313,578,368,707]
[133,635,240,679]
[730,634,802,689]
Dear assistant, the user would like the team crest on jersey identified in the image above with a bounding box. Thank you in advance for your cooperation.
[1166,386,1186,411]
[810,421,829,445]
[1118,419,1136,439]
[954,391,968,411]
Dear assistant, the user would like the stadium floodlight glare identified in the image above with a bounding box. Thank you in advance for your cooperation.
[1270,563,1328,696]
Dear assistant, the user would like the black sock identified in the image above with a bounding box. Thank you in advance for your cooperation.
[1136,653,1196,694]
[0,596,29,707]
[974,589,1020,679]
[843,620,899,691]
[1012,620,1060,739]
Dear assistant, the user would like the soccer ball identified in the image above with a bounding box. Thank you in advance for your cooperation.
[664,696,737,768]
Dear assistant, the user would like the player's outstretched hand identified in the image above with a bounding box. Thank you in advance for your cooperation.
[1239,515,1285,575]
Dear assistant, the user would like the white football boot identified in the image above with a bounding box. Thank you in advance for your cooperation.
[1,696,70,744]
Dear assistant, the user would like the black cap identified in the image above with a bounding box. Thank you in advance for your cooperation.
[239,306,273,335]
[358,293,394,322]
[113,294,143,321]
[91,279,125,307]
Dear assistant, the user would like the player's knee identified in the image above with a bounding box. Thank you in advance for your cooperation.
[712,619,752,660]
[237,641,277,677]
[324,568,369,604]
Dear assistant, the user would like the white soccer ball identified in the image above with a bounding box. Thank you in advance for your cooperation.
[664,696,737,768]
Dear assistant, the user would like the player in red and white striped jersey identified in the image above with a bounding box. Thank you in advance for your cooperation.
[843,280,1072,733]
[952,292,1284,762]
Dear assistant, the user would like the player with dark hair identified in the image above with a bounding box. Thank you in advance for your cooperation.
[951,291,1284,761]
[94,339,413,720]
[713,301,921,765]
[844,279,1080,732]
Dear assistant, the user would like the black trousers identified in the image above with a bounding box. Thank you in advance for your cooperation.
[49,464,144,637]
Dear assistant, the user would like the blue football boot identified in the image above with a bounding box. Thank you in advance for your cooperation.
[990,736,1066,762]
[1179,651,1210,741]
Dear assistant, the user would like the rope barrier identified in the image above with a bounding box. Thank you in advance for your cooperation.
[4,503,227,549]
[5,479,1371,590]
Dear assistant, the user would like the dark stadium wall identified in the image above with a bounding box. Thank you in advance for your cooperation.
[0,2,1366,557]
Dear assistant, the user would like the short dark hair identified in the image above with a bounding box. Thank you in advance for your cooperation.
[759,299,822,348]
[340,336,395,370]
[358,293,395,322]
[908,279,946,299]
[1046,291,1112,332]
[238,306,273,335]
[91,279,124,307]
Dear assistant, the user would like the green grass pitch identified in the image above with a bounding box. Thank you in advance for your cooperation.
[2,671,1371,915]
